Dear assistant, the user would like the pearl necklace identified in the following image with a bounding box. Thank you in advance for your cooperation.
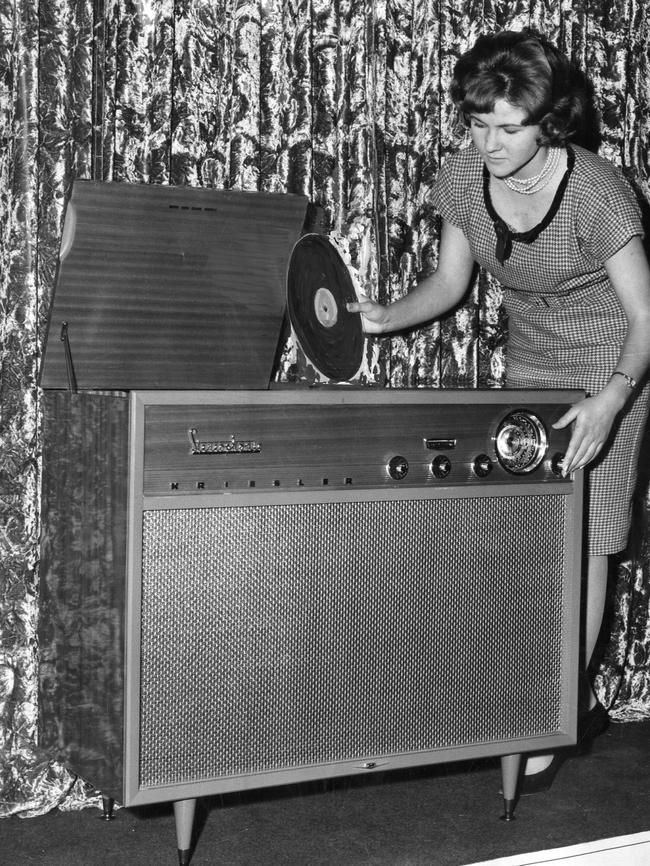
[503,147,561,195]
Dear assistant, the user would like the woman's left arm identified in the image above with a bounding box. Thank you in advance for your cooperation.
[554,235,650,476]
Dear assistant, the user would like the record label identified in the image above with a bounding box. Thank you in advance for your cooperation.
[287,234,365,381]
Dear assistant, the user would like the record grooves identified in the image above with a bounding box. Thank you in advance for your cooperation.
[287,234,365,381]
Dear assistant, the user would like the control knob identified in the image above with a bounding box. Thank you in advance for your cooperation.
[387,455,409,480]
[473,454,493,477]
[431,455,452,479]
[550,452,566,477]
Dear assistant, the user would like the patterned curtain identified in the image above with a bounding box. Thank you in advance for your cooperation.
[1,0,648,816]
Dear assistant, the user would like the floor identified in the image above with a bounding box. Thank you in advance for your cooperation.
[1,719,649,866]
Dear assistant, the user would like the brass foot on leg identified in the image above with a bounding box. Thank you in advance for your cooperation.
[101,796,115,821]
[500,797,517,822]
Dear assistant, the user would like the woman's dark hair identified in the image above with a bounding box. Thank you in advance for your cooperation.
[450,29,595,146]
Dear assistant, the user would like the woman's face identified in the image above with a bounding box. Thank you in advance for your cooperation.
[468,98,545,179]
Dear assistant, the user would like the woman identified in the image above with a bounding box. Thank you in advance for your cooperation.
[347,29,650,791]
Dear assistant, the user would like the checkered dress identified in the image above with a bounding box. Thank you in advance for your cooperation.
[433,143,650,555]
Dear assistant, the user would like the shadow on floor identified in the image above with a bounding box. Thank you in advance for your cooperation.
[2,719,649,866]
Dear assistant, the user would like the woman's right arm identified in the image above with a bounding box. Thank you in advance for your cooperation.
[346,220,476,334]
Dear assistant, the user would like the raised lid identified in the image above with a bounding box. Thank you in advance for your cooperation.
[40,180,308,390]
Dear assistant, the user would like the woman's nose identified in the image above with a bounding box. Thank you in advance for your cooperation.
[485,129,501,151]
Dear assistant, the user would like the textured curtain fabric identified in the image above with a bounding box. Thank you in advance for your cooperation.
[1,0,649,815]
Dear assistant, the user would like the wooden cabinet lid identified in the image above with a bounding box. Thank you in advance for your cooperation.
[40,180,308,391]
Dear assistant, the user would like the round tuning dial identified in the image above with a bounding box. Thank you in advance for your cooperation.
[387,455,409,481]
[495,410,548,474]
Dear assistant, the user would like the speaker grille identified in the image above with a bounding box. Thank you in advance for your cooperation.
[139,494,567,789]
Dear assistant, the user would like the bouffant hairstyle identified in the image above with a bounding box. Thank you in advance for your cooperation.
[450,29,592,146]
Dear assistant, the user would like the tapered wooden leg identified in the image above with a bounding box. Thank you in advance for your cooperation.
[174,798,197,866]
[500,753,521,821]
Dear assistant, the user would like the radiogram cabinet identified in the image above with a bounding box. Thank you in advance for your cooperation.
[39,387,584,865]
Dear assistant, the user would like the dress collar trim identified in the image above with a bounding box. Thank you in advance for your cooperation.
[483,144,575,265]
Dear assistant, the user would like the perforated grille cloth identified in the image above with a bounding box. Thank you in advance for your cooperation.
[139,495,568,789]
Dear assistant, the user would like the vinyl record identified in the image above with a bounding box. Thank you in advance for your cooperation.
[287,233,365,381]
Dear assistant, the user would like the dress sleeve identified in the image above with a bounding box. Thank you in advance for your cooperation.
[576,164,643,263]
[431,151,468,231]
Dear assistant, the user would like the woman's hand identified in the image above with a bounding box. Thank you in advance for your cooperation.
[344,220,476,336]
[552,388,627,476]
[346,295,389,334]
